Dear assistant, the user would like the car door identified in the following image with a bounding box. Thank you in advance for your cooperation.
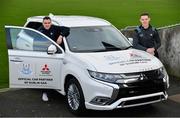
[5,26,64,89]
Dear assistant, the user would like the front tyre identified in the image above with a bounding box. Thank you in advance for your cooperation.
[65,79,86,115]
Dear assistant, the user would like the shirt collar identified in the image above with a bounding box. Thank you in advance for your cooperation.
[42,26,53,31]
[140,25,152,30]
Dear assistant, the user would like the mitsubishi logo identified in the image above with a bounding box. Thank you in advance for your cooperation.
[140,74,144,80]
[42,64,49,71]
[139,73,147,80]
[40,64,51,75]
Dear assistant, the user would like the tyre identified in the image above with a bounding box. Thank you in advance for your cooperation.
[65,78,86,115]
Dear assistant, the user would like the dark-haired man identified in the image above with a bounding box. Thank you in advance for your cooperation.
[38,16,70,47]
[38,16,70,101]
[133,13,161,58]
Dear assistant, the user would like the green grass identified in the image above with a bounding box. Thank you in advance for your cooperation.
[0,0,179,88]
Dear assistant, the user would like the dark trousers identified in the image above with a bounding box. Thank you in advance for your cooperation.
[154,50,159,58]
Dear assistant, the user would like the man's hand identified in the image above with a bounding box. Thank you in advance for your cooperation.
[146,48,155,55]
[56,35,63,45]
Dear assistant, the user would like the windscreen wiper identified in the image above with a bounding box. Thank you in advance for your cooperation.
[101,41,122,51]
[123,45,133,50]
[105,46,122,51]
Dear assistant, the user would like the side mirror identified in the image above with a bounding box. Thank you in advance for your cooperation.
[47,44,57,55]
[128,38,133,45]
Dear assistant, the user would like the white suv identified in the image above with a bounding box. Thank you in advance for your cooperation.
[5,14,169,115]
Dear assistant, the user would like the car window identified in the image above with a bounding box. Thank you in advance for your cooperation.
[26,22,66,51]
[66,26,131,52]
[6,27,53,52]
[26,22,42,30]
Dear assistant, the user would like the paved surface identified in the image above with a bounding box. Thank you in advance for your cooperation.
[0,77,180,117]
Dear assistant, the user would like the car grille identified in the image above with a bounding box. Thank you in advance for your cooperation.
[116,70,166,99]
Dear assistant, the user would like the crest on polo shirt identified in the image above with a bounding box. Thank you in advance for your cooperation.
[139,33,143,37]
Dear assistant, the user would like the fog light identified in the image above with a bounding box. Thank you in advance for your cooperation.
[90,96,112,105]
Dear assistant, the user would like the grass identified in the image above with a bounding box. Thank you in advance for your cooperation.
[0,0,179,88]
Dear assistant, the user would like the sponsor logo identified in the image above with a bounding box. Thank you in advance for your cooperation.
[21,64,32,75]
[104,55,121,61]
[129,53,142,58]
[40,64,52,76]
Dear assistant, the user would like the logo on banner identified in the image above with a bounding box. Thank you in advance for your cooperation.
[21,64,32,75]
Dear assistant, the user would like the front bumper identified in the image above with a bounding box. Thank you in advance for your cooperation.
[84,69,169,110]
[85,91,168,110]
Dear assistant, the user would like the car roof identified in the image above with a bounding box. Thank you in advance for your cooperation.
[27,14,111,27]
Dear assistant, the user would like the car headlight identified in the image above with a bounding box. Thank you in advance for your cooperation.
[158,66,169,87]
[88,70,141,83]
[88,70,122,83]
[158,66,167,79]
